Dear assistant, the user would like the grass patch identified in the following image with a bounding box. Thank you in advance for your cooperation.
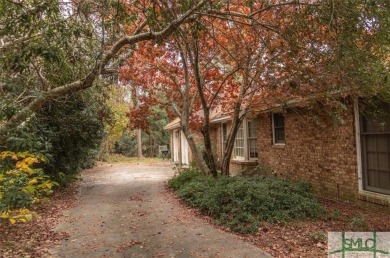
[105,154,164,163]
[168,168,325,234]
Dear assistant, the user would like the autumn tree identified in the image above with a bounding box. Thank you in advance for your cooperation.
[98,84,132,158]
[213,0,390,175]
[119,1,327,175]
[184,1,318,175]
[0,0,210,145]
[119,38,212,173]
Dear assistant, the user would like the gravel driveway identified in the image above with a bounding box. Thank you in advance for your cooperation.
[50,161,271,258]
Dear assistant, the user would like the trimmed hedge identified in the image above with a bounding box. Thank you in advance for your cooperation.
[168,168,324,233]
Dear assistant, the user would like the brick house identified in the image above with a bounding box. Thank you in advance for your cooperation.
[165,99,390,210]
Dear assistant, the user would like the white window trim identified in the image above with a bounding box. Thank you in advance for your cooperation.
[232,118,258,161]
[272,113,286,145]
[354,99,364,194]
[247,119,258,161]
[234,125,245,160]
[354,99,390,199]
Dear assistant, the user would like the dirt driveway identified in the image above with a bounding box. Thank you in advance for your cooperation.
[49,161,271,258]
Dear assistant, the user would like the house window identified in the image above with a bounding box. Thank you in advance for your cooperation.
[247,120,258,158]
[233,119,258,161]
[272,113,285,144]
[222,123,227,150]
[234,125,245,160]
[360,102,390,195]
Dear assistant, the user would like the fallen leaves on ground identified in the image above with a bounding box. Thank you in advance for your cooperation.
[2,176,389,258]
[0,184,78,258]
[165,185,390,258]
[116,239,143,252]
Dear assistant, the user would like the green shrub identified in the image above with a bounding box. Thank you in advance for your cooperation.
[37,95,105,185]
[168,169,325,234]
[349,213,369,231]
[168,168,205,190]
[114,134,136,157]
[3,93,106,186]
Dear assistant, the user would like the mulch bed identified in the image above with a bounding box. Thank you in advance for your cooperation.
[0,184,78,258]
[244,199,390,257]
[165,185,390,258]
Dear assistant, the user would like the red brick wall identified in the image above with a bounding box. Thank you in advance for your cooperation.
[207,106,389,210]
[257,106,359,201]
[210,124,221,168]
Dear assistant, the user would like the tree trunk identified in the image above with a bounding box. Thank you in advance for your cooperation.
[221,115,244,176]
[131,86,143,159]
[149,134,154,157]
[190,40,218,176]
[0,0,208,145]
[181,125,210,174]
[220,71,249,176]
[137,128,143,158]
[201,108,218,176]
[176,48,211,174]
[220,62,256,176]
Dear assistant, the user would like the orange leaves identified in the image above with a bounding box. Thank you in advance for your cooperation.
[116,0,341,128]
[126,105,151,130]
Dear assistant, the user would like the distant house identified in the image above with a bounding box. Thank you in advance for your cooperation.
[164,98,390,210]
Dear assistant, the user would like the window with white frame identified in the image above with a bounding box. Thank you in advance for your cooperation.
[247,120,258,158]
[272,113,285,144]
[234,125,245,160]
[233,119,258,161]
[360,101,390,195]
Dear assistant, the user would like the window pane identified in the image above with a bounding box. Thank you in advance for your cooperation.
[362,102,390,133]
[274,113,285,127]
[273,113,285,144]
[361,101,390,194]
[275,128,285,143]
[248,138,258,158]
[247,120,258,158]
[235,125,244,158]
[248,120,257,137]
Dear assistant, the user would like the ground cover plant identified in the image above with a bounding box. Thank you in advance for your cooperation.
[168,168,324,233]
[0,183,77,257]
[0,151,58,224]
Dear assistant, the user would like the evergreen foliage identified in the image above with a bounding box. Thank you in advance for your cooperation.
[3,92,106,185]
[169,169,324,233]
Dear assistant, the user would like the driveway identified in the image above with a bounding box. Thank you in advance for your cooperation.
[50,161,271,258]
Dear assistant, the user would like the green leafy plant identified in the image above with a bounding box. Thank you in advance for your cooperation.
[0,151,58,224]
[169,169,325,234]
[309,231,327,243]
[349,213,369,231]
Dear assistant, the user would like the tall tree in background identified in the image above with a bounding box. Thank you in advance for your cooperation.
[0,0,209,144]
[1,0,388,175]
[130,86,143,158]
[120,38,212,173]
[120,0,390,175]
[98,84,131,159]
